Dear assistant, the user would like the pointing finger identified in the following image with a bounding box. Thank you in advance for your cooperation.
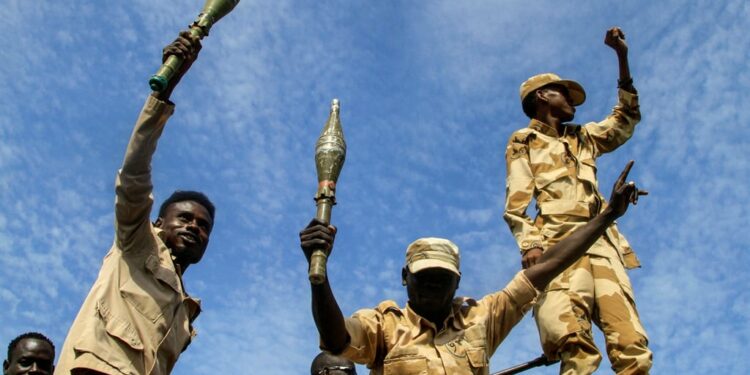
[616,160,635,188]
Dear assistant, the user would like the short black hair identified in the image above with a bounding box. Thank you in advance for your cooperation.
[158,190,215,221]
[311,352,356,375]
[7,332,54,360]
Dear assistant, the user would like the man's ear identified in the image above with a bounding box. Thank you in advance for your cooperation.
[154,217,164,228]
[401,267,408,286]
[4,359,10,374]
[456,274,461,290]
[535,89,549,104]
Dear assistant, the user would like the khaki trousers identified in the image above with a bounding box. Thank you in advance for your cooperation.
[533,242,652,375]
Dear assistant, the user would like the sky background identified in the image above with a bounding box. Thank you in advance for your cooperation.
[1,0,748,373]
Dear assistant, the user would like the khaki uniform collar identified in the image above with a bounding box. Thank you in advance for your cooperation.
[405,298,471,334]
[528,119,580,138]
[154,225,185,277]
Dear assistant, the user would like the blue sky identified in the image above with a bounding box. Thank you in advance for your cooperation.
[1,0,748,373]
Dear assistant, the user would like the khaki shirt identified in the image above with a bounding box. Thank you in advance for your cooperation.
[503,89,641,268]
[56,96,201,375]
[338,271,537,375]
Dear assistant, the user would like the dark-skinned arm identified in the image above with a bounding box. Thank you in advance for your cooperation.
[605,27,635,93]
[300,219,349,353]
[524,161,648,290]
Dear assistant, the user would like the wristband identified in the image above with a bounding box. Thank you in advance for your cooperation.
[617,77,634,88]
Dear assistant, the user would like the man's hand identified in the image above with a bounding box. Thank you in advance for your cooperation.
[299,218,336,264]
[522,247,543,269]
[153,30,203,101]
[606,160,648,219]
[605,27,628,55]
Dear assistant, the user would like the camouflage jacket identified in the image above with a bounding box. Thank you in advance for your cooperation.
[503,89,641,268]
[335,272,537,374]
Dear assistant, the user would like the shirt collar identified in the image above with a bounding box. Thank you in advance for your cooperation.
[527,119,580,138]
[405,299,469,334]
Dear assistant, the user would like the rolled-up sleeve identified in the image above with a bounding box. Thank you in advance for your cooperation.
[583,89,640,157]
[330,309,384,368]
[482,271,538,352]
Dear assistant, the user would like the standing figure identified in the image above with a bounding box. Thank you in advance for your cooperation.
[503,27,651,374]
[56,31,215,375]
[303,160,646,374]
[4,333,55,375]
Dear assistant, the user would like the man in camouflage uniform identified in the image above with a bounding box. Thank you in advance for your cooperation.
[503,27,652,374]
[301,159,646,375]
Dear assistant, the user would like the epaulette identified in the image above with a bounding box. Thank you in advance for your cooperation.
[453,296,478,308]
[375,300,403,316]
[509,128,536,144]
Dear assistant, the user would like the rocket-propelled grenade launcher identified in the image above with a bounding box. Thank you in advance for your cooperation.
[309,99,347,285]
[148,0,240,92]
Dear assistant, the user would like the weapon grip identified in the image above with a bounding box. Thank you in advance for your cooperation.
[149,27,204,92]
[308,249,328,284]
[308,197,333,284]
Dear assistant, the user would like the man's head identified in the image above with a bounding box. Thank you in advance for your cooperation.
[3,333,54,375]
[310,352,356,375]
[520,73,586,121]
[401,238,461,319]
[155,190,215,268]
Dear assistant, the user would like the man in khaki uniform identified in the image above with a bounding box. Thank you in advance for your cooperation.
[56,32,215,375]
[301,161,645,375]
[503,27,651,374]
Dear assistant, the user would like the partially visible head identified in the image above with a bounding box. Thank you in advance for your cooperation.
[155,190,215,267]
[4,333,54,375]
[520,73,586,120]
[310,352,356,375]
[402,238,461,317]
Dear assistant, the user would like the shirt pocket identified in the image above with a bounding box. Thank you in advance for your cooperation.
[463,325,489,371]
[466,347,488,370]
[383,355,428,375]
[72,299,144,374]
[120,255,179,323]
[579,158,598,186]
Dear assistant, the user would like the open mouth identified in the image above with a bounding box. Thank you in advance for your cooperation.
[179,232,199,244]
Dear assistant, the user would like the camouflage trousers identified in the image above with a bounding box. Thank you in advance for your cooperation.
[533,241,651,375]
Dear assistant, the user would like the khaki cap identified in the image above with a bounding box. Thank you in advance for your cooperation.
[519,73,586,106]
[405,237,460,276]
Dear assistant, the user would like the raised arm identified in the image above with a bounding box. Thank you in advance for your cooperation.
[115,31,202,252]
[524,161,648,290]
[585,27,641,157]
[300,218,349,353]
[605,27,635,94]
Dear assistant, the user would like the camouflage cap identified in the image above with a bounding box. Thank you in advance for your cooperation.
[405,237,461,276]
[520,73,586,107]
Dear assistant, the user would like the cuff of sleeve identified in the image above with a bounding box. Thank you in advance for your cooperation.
[512,271,540,307]
[519,239,544,254]
[319,319,356,355]
[617,88,639,108]
[145,94,176,116]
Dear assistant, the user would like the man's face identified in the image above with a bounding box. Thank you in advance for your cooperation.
[156,200,213,266]
[3,338,54,375]
[541,85,576,122]
[404,268,460,318]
